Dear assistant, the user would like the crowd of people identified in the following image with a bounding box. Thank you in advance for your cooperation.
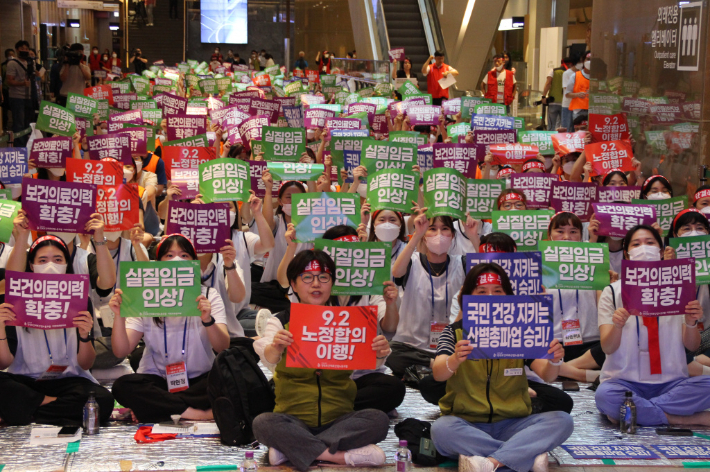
[0,40,706,472]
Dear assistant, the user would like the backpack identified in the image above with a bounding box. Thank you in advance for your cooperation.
[394,418,446,466]
[208,339,275,446]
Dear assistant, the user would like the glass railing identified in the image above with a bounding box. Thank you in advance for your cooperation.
[330,58,391,86]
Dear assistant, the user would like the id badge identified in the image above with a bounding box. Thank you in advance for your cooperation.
[38,365,68,381]
[504,368,523,376]
[561,319,583,346]
[429,322,447,349]
[100,305,115,329]
[166,361,189,393]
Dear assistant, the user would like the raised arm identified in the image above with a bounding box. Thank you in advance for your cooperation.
[392,208,427,278]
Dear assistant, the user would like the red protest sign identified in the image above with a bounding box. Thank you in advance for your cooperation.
[293,69,305,78]
[585,140,634,176]
[551,131,586,155]
[66,157,123,186]
[252,74,272,87]
[589,113,630,142]
[162,146,216,179]
[489,144,539,165]
[305,70,320,84]
[97,184,140,232]
[84,84,114,106]
[286,303,378,370]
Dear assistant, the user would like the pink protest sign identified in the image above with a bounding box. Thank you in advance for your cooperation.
[249,160,280,199]
[371,115,389,135]
[510,173,560,209]
[432,143,485,179]
[592,202,656,238]
[239,114,270,147]
[442,98,460,115]
[30,137,73,169]
[304,108,336,129]
[119,126,148,156]
[165,201,232,253]
[156,92,188,115]
[549,181,597,222]
[407,105,441,126]
[249,98,280,124]
[597,186,642,203]
[621,258,695,317]
[388,48,405,62]
[21,178,97,233]
[210,106,250,128]
[326,118,362,130]
[166,114,207,141]
[171,169,199,200]
[489,143,539,165]
[5,271,90,330]
[86,132,133,164]
[551,131,586,155]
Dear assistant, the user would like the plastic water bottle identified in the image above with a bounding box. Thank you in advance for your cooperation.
[395,440,411,472]
[240,451,257,472]
[619,391,637,434]
[83,390,99,435]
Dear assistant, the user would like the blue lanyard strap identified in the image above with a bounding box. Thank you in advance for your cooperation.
[163,318,189,360]
[425,257,448,319]
[557,290,579,319]
[43,329,68,363]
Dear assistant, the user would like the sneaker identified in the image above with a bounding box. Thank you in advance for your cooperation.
[459,455,497,472]
[255,308,273,337]
[344,444,386,466]
[268,447,288,466]
[532,452,549,472]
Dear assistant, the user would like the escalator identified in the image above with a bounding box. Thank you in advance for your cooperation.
[381,0,431,92]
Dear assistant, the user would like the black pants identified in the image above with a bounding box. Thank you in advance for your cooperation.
[386,341,435,379]
[354,372,406,413]
[112,372,210,423]
[169,0,178,18]
[0,372,113,426]
[432,97,444,106]
[563,340,606,365]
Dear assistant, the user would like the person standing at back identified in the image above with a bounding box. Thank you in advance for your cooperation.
[59,44,91,106]
[421,50,458,106]
[542,57,574,130]
[560,53,580,132]
[6,41,33,145]
[482,54,516,108]
[565,51,591,128]
[130,48,148,75]
[88,46,101,85]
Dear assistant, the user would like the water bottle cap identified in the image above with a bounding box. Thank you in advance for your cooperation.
[399,440,408,447]
[245,452,254,459]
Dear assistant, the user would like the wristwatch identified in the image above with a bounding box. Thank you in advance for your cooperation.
[92,236,107,246]
[224,263,236,271]
[202,316,216,327]
[79,333,93,343]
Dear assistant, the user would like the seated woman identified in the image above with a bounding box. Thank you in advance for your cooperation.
[253,249,391,471]
[595,224,710,427]
[0,235,113,426]
[109,234,230,423]
[430,263,573,472]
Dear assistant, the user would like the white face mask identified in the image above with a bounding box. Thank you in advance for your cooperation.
[681,230,707,238]
[124,169,135,182]
[562,162,575,175]
[48,232,76,245]
[135,160,143,173]
[356,184,368,198]
[426,234,452,255]
[49,167,65,177]
[700,206,710,216]
[112,53,117,58]
[374,222,400,242]
[105,231,122,242]
[168,256,186,262]
[628,245,661,262]
[496,64,504,72]
[229,210,237,227]
[33,261,68,275]
[576,62,584,70]
[215,50,219,54]
[282,203,292,216]
[646,192,670,200]
[584,60,591,70]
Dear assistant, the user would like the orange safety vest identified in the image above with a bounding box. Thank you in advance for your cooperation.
[569,70,590,111]
[143,153,160,174]
[484,69,515,105]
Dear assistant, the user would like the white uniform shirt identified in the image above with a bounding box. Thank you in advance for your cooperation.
[549,288,600,342]
[231,229,260,315]
[200,253,245,338]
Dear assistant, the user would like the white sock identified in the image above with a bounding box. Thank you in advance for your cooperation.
[585,370,601,382]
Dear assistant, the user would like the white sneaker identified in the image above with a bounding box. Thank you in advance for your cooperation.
[459,455,497,472]
[344,444,386,466]
[255,308,273,337]
[268,448,288,465]
[532,452,549,472]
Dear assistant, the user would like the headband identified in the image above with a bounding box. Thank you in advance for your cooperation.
[498,192,524,207]
[479,243,504,253]
[302,259,332,274]
[553,210,575,220]
[604,168,624,180]
[695,189,710,203]
[673,207,707,230]
[522,160,545,172]
[497,167,514,179]
[334,235,359,242]
[477,273,502,286]
[30,235,68,254]
[278,180,307,193]
[643,174,670,191]
[155,233,194,257]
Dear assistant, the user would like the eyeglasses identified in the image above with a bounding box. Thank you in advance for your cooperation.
[501,201,526,210]
[299,272,333,284]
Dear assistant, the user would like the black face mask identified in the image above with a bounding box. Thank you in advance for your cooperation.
[18,50,30,59]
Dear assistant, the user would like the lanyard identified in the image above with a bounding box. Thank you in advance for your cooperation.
[201,256,217,288]
[163,318,189,360]
[557,290,579,320]
[43,329,68,364]
[111,239,122,287]
[425,257,448,319]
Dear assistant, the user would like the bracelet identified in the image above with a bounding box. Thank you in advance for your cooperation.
[445,355,456,374]
[0,337,7,341]
[201,316,216,327]
[548,359,563,366]
[78,334,92,343]
[686,320,699,328]
[224,263,236,271]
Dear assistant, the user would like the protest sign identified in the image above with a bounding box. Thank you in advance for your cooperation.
[471,114,515,131]
[261,126,306,163]
[66,157,123,186]
[166,115,207,141]
[119,126,148,157]
[360,140,417,174]
[367,168,418,214]
[286,303,378,370]
[142,108,163,124]
[551,131,586,155]
[163,146,216,179]
[292,192,360,243]
[0,148,28,185]
[561,445,659,460]
[461,294,553,359]
[239,115,270,146]
[29,137,72,169]
[113,93,137,110]
[22,178,97,233]
[388,131,425,145]
[518,131,555,156]
[282,106,304,128]
[466,253,542,295]
[163,133,212,148]
[417,145,433,180]
[585,140,634,176]
[0,200,21,243]
[165,201,232,253]
[461,97,491,119]
[621,258,695,316]
[473,103,507,116]
[157,93,189,115]
[86,132,132,165]
[342,150,361,184]
[249,98,280,123]
[84,85,113,105]
[540,241,610,290]
[388,47,405,62]
[118,260,201,317]
[465,179,503,219]
[653,445,710,459]
[74,114,94,140]
[36,101,76,137]
[592,203,656,238]
[489,144,539,166]
[549,181,597,222]
[96,184,140,232]
[397,80,420,97]
[249,161,280,199]
[304,108,336,129]
[510,173,559,209]
[5,271,89,330]
[597,186,642,203]
[631,196,687,237]
[266,162,324,181]
[422,168,466,220]
[66,93,98,116]
[314,240,391,296]
[441,98,461,116]
[198,158,251,203]
[447,123,469,142]
[589,113,630,142]
[670,235,710,284]
[108,109,142,131]
[492,210,554,251]
[407,105,441,126]
[432,143,484,179]
[325,117,362,131]
[171,169,200,200]
[198,78,218,95]
[473,129,517,151]
[332,129,369,138]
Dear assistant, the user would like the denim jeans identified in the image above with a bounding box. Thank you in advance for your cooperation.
[561,107,573,132]
[547,104,562,130]
[8,97,31,133]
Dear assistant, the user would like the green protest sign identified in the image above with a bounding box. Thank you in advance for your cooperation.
[334,90,351,104]
[671,122,700,133]
[292,192,361,243]
[422,168,466,220]
[622,79,640,96]
[631,196,687,237]
[314,240,391,296]
[389,131,424,145]
[589,93,622,115]
[461,97,492,119]
[129,99,158,110]
[518,131,555,156]
[216,77,232,93]
[141,108,163,124]
[670,235,710,284]
[0,189,13,200]
[311,103,342,114]
[406,93,432,105]
[266,162,324,181]
[130,76,151,95]
[198,158,251,203]
[331,136,367,183]
[492,210,554,251]
[358,86,376,98]
[178,63,191,74]
[97,99,110,121]
[447,123,470,140]
[264,64,281,76]
[540,241,610,290]
[374,83,393,97]
[367,168,419,214]
[607,76,623,92]
[199,78,218,94]
[118,260,201,317]
[152,85,174,96]
[163,133,210,147]
[474,103,507,116]
[272,84,286,97]
[466,179,503,219]
[285,81,306,96]
[186,74,200,90]
[360,139,417,174]
[66,93,98,116]
[262,126,307,163]
[36,101,76,137]
[0,200,21,243]
[250,140,263,156]
[645,131,668,153]
[113,80,133,94]
[514,117,525,131]
[321,74,337,86]
[398,80,420,97]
